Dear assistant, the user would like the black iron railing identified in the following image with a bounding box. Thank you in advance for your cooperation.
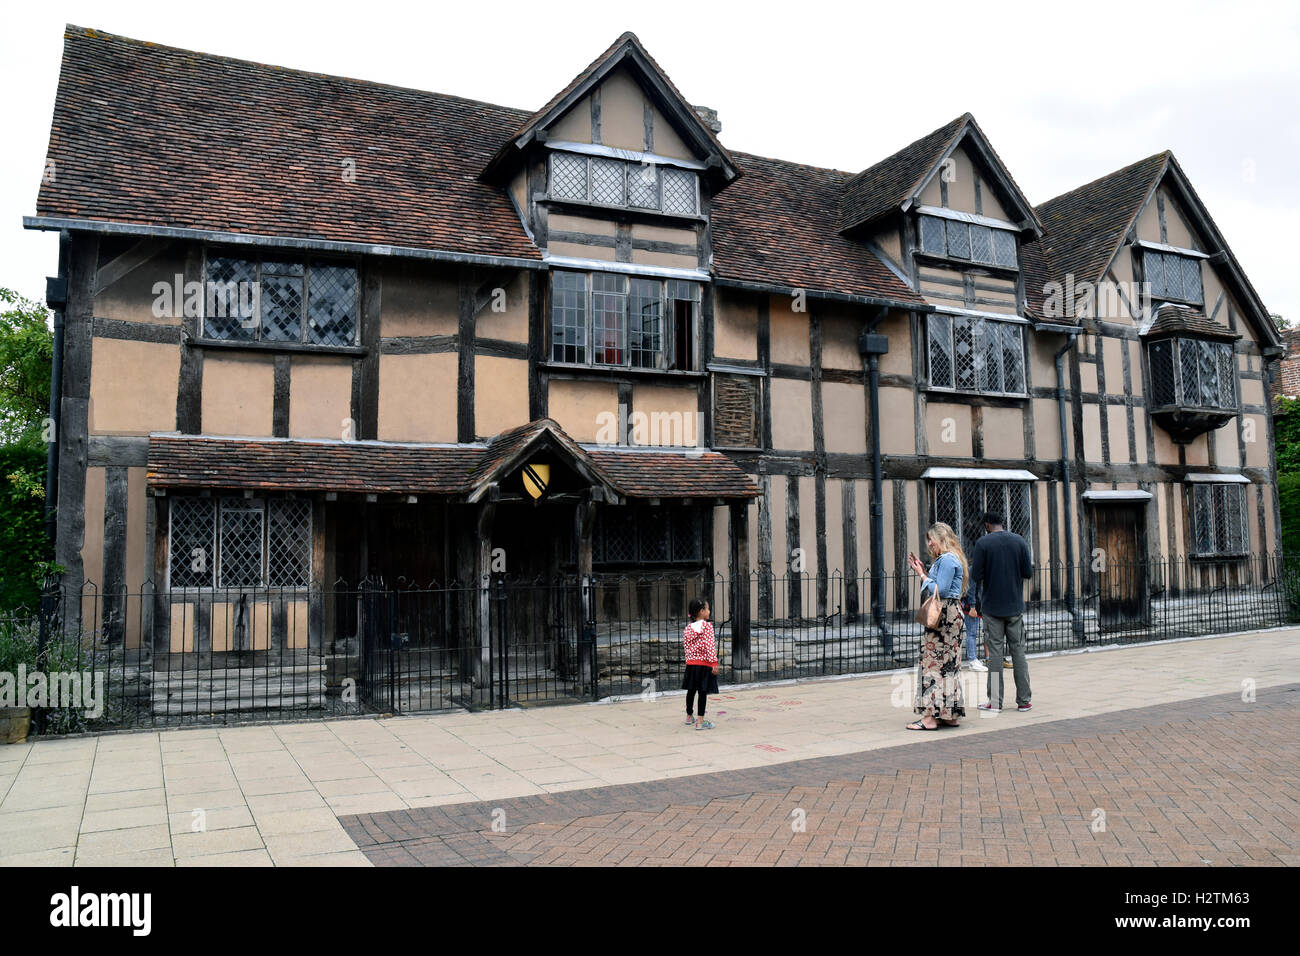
[2,552,1296,734]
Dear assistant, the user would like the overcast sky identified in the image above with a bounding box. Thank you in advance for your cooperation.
[4,0,1298,321]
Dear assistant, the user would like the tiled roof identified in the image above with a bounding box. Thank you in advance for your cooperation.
[1032,153,1169,292]
[837,114,969,234]
[37,26,541,261]
[1142,304,1241,341]
[587,448,760,499]
[147,425,759,500]
[147,435,484,494]
[712,152,925,306]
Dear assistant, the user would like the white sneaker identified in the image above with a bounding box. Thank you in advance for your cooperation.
[969,660,988,672]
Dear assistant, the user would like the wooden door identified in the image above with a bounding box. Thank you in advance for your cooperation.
[1095,503,1148,632]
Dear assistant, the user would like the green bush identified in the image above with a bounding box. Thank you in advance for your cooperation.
[0,611,100,733]
[0,442,50,613]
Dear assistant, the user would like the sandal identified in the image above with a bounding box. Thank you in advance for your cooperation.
[905,719,939,731]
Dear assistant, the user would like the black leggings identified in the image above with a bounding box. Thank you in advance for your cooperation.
[686,688,708,718]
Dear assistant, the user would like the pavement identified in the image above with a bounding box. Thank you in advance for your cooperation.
[1,628,1296,867]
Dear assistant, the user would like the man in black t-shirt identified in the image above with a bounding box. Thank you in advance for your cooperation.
[968,510,1033,712]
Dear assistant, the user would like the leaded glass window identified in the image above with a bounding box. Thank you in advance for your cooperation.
[1145,249,1203,304]
[168,498,312,590]
[934,479,1033,555]
[920,216,946,255]
[918,214,1019,269]
[202,254,357,347]
[589,158,625,205]
[593,505,707,566]
[946,220,970,259]
[1191,483,1247,556]
[661,168,697,214]
[551,152,589,200]
[1150,337,1237,411]
[628,162,660,209]
[928,313,1026,396]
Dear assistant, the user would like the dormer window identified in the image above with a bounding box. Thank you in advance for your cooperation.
[549,151,699,215]
[917,213,1017,268]
[1143,249,1203,305]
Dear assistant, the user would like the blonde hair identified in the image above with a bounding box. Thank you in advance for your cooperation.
[926,522,968,595]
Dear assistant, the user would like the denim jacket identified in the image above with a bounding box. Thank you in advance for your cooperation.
[921,551,964,600]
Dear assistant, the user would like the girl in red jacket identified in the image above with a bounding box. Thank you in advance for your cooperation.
[682,598,719,730]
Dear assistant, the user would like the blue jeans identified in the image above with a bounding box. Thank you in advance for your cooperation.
[964,613,980,661]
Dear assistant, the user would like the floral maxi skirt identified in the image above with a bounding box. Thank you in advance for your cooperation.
[913,597,966,720]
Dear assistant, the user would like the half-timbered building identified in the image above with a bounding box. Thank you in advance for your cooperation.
[28,26,1284,707]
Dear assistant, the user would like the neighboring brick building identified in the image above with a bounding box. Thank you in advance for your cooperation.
[1274,326,1300,399]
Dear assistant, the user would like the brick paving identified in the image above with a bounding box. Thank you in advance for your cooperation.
[339,684,1300,866]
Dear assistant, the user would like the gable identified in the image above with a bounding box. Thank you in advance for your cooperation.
[916,141,1012,221]
[547,66,700,161]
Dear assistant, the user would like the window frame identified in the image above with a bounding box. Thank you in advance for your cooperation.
[916,213,1019,269]
[547,151,700,217]
[1189,482,1248,558]
[1143,249,1204,306]
[925,312,1028,397]
[547,270,700,372]
[931,478,1034,556]
[592,503,707,567]
[167,496,313,591]
[1145,336,1238,411]
[200,249,361,348]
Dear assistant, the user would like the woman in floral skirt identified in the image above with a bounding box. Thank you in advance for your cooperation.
[905,522,968,731]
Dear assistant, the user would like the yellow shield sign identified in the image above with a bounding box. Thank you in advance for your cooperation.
[522,463,550,500]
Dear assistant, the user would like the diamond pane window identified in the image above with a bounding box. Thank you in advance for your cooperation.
[218,500,264,589]
[920,215,946,255]
[1197,340,1220,406]
[931,314,1024,396]
[1181,256,1203,304]
[969,225,993,264]
[641,519,669,562]
[307,263,358,345]
[977,319,1003,392]
[991,229,1018,268]
[591,272,626,365]
[671,509,702,561]
[170,498,216,589]
[953,316,977,390]
[935,480,1034,555]
[1179,338,1201,403]
[1217,347,1236,408]
[628,277,663,369]
[205,257,258,340]
[628,163,659,208]
[551,153,588,200]
[268,500,311,587]
[1192,483,1247,556]
[1001,323,1025,392]
[946,220,970,259]
[550,272,587,363]
[928,314,954,388]
[1146,250,1203,305]
[259,273,302,342]
[590,158,625,205]
[661,168,697,214]
[1148,339,1177,406]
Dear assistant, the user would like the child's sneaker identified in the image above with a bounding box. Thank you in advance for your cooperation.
[696,719,714,730]
[685,716,696,725]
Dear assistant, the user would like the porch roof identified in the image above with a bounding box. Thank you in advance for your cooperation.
[147,426,761,501]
